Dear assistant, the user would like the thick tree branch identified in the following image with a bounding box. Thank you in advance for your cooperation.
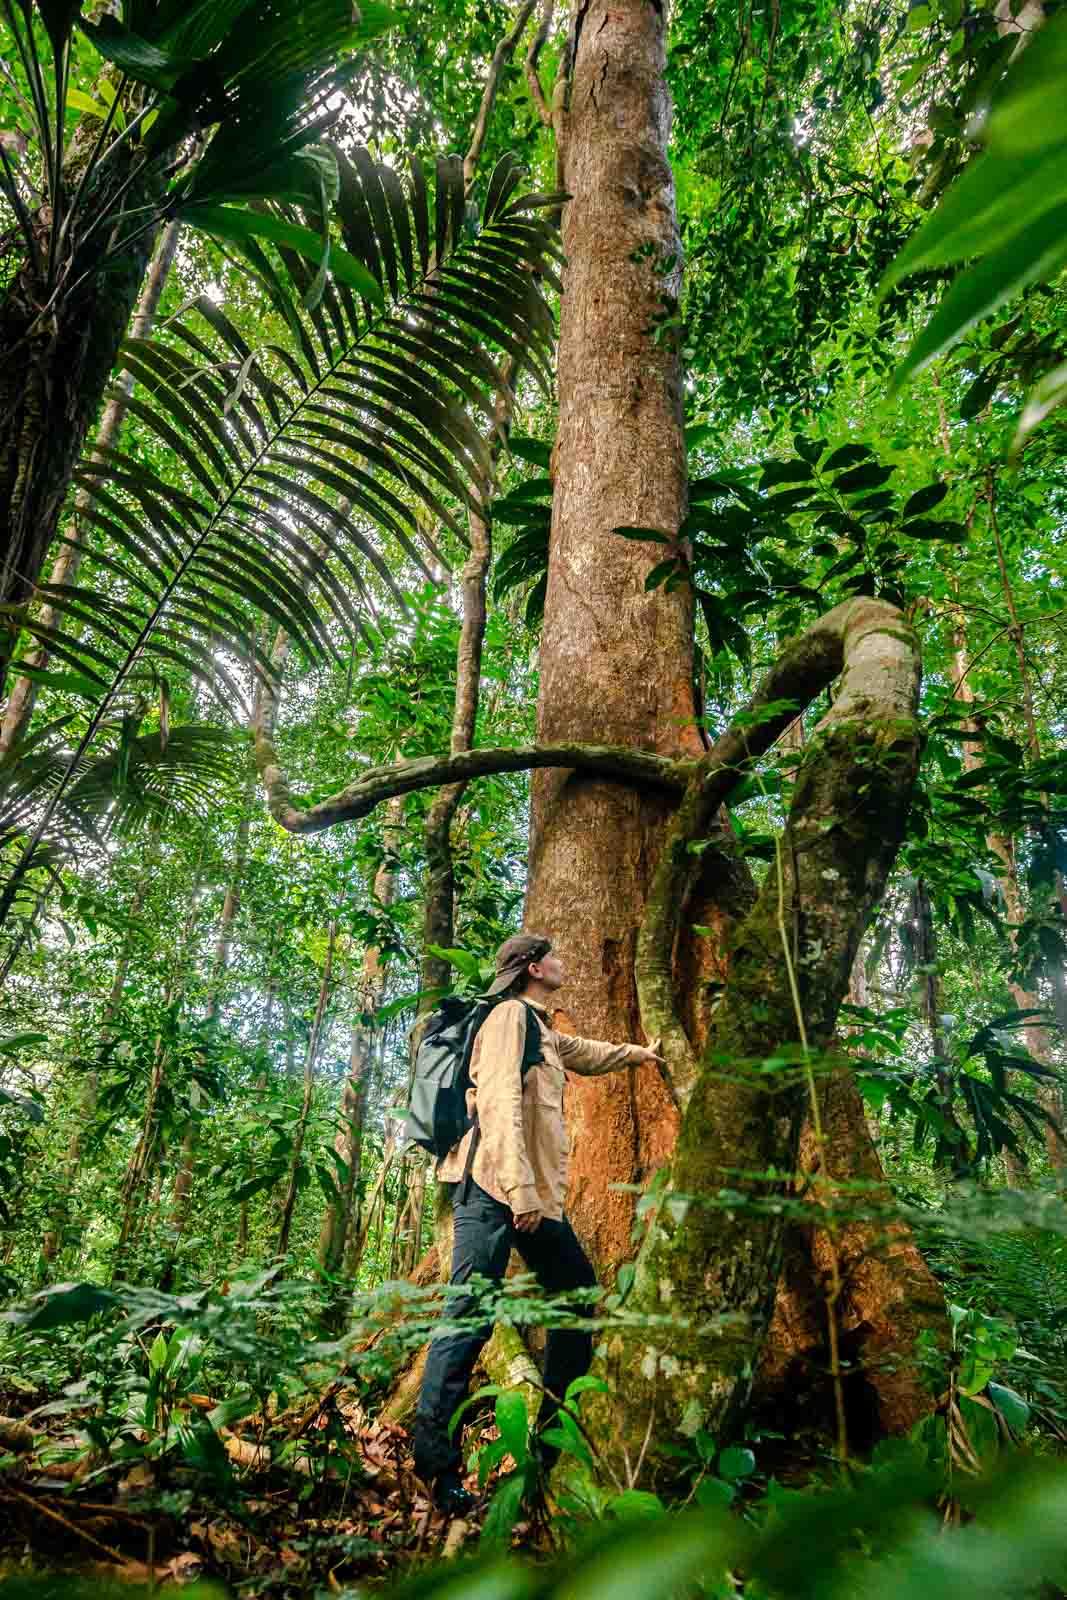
[254,737,692,833]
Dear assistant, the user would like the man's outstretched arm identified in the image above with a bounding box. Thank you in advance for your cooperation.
[554,1031,663,1077]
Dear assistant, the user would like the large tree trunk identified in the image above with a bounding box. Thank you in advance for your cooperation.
[524,0,947,1454]
[525,0,704,1270]
[589,602,924,1482]
[0,220,180,755]
[0,161,160,695]
[757,1067,948,1441]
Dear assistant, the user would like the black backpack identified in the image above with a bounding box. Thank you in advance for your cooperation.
[404,995,543,1160]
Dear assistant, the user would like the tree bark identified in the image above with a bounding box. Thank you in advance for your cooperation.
[524,0,705,1269]
[167,763,255,1241]
[0,156,161,696]
[276,922,337,1261]
[0,220,180,755]
[590,600,923,1483]
[318,798,403,1275]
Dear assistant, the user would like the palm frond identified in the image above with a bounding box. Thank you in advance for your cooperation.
[0,719,238,973]
[20,151,561,710]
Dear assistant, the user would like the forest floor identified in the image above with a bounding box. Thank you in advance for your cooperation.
[0,1378,510,1594]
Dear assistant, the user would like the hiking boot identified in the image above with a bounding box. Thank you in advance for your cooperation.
[432,1470,476,1518]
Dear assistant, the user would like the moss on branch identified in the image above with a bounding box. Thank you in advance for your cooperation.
[253,732,694,834]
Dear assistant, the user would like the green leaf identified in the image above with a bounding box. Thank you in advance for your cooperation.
[480,1472,528,1548]
[426,944,483,981]
[182,205,385,305]
[79,15,186,89]
[1013,359,1067,457]
[66,87,112,120]
[208,1392,260,1430]
[608,1490,665,1519]
[903,518,968,542]
[4,1282,117,1332]
[987,1381,1031,1431]
[902,482,948,518]
[718,1445,756,1480]
[509,435,552,469]
[833,463,894,492]
[0,1032,49,1054]
[894,203,1067,387]
[960,368,1000,420]
[494,1390,530,1465]
[645,557,682,591]
[985,11,1067,156]
[760,459,814,488]
[881,146,1067,293]
[822,443,874,471]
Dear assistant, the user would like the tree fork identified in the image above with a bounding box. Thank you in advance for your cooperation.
[586,598,924,1483]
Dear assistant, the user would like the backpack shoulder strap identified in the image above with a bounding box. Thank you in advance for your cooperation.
[519,1001,546,1075]
[458,1000,545,1203]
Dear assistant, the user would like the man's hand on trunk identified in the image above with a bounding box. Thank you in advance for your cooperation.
[631,1037,665,1065]
[513,1209,543,1233]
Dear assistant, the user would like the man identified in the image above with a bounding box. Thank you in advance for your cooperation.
[412,932,663,1516]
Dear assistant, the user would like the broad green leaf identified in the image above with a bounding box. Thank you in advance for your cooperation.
[66,87,111,120]
[880,144,1067,292]
[718,1445,756,1480]
[79,15,186,89]
[508,435,552,469]
[760,459,814,488]
[902,482,948,517]
[833,463,894,492]
[985,10,1067,156]
[4,1282,117,1331]
[646,557,682,591]
[1013,359,1067,456]
[494,1390,530,1465]
[182,205,385,305]
[0,1032,49,1053]
[822,443,874,471]
[903,518,968,542]
[894,202,1067,387]
[987,1380,1031,1431]
[607,1489,665,1519]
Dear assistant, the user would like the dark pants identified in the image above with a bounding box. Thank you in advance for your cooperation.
[412,1180,598,1482]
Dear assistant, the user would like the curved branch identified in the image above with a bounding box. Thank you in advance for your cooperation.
[464,0,540,190]
[636,598,921,1109]
[254,734,693,834]
[525,0,556,127]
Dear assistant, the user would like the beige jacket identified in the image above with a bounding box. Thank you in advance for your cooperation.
[436,997,648,1220]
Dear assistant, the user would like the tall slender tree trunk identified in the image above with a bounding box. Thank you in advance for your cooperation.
[39,833,159,1272]
[0,220,180,755]
[317,797,402,1275]
[168,765,255,1238]
[525,0,704,1271]
[276,922,337,1261]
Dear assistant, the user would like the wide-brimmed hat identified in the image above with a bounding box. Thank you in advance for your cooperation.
[486,933,553,996]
